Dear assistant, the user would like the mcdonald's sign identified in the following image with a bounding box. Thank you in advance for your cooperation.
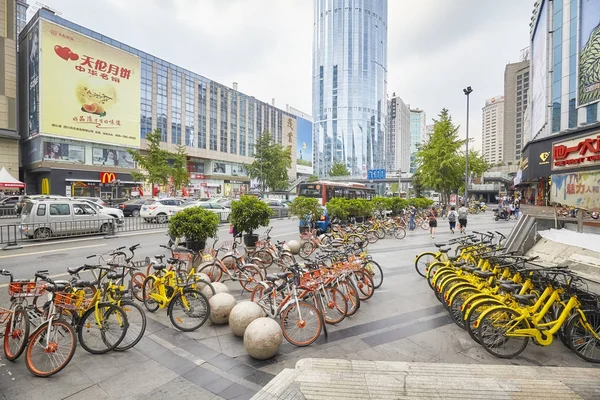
[100,172,117,184]
[41,178,50,195]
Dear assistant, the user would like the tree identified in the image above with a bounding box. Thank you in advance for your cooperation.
[170,144,190,191]
[329,162,350,176]
[128,129,171,190]
[460,150,489,178]
[307,175,319,183]
[245,131,292,191]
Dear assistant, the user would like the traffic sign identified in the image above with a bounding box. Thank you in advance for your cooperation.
[367,169,387,180]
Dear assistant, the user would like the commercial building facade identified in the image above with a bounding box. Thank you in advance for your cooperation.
[19,9,305,199]
[503,59,530,163]
[481,96,505,165]
[385,93,410,173]
[313,0,388,177]
[409,108,426,173]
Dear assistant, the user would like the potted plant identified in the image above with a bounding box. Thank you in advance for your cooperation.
[326,198,349,223]
[290,196,322,234]
[230,195,273,247]
[168,206,220,252]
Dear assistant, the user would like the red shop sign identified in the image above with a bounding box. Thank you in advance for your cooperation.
[552,134,600,170]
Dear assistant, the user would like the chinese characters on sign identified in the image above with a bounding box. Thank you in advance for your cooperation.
[552,134,600,170]
[74,56,131,82]
[551,171,600,211]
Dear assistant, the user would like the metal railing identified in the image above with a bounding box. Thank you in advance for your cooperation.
[0,208,17,219]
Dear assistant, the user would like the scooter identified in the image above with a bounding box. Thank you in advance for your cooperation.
[493,208,510,221]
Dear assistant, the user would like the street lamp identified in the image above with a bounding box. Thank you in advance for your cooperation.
[463,86,473,205]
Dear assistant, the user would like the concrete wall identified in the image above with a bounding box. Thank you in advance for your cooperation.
[0,136,18,179]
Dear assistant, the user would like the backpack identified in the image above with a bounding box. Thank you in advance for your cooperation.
[448,212,456,222]
[458,209,468,219]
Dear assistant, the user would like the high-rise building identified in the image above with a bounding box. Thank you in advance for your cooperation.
[481,96,505,165]
[18,9,303,197]
[313,0,388,177]
[0,0,20,182]
[409,108,426,173]
[503,59,530,162]
[385,93,410,173]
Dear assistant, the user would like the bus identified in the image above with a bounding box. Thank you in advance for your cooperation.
[297,181,376,205]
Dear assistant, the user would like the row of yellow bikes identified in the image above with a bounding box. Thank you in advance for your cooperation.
[416,231,600,362]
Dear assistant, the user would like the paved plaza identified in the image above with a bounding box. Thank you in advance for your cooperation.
[0,213,599,399]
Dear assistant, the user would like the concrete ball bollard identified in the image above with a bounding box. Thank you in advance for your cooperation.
[243,317,283,360]
[229,301,265,337]
[209,293,237,325]
[194,272,211,290]
[202,282,229,299]
[285,240,300,255]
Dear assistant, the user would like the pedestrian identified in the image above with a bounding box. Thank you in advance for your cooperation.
[441,203,447,219]
[409,205,416,231]
[458,203,468,234]
[448,206,457,234]
[428,207,438,239]
[513,197,521,219]
[229,223,240,241]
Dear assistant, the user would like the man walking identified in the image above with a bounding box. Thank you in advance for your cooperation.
[457,203,468,234]
[409,205,416,231]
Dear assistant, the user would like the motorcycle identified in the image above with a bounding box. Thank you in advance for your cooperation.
[493,208,510,221]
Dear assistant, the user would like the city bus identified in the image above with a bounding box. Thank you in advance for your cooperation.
[297,181,376,205]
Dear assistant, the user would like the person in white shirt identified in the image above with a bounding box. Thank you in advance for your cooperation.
[457,203,468,234]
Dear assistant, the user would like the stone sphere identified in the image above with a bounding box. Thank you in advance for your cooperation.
[209,293,237,325]
[244,317,283,360]
[194,272,211,290]
[229,301,265,337]
[285,240,300,255]
[202,281,229,299]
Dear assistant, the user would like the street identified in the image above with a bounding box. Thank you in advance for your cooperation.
[1,213,597,400]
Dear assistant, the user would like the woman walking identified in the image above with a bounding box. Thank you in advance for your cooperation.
[428,207,438,239]
[447,206,458,234]
[457,203,468,234]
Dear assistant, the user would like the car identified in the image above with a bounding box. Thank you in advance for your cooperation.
[0,196,22,216]
[74,197,107,206]
[264,198,289,218]
[17,195,66,215]
[79,199,124,225]
[183,201,231,222]
[140,198,186,223]
[119,198,147,217]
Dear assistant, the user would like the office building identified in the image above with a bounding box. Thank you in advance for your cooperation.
[0,0,20,182]
[18,9,302,198]
[313,0,388,177]
[385,93,410,173]
[503,58,530,163]
[409,108,426,173]
[481,96,505,165]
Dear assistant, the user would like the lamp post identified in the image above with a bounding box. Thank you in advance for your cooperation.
[463,86,473,205]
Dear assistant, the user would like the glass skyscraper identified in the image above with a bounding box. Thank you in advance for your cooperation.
[313,0,388,177]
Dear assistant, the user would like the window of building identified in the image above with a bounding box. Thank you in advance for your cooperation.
[220,88,228,153]
[171,70,183,145]
[209,82,218,151]
[185,77,195,147]
[230,93,237,154]
[197,80,207,149]
[157,65,168,142]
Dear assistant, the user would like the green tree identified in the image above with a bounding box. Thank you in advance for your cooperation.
[245,131,292,191]
[459,150,489,178]
[329,162,350,176]
[307,175,319,183]
[128,129,171,190]
[170,144,190,192]
[390,182,399,193]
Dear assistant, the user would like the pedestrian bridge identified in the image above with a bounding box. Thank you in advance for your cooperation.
[325,171,515,186]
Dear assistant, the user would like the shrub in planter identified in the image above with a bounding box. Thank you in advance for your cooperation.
[290,196,321,233]
[409,197,434,209]
[230,195,273,246]
[389,197,409,216]
[372,197,392,216]
[168,206,219,252]
[326,198,349,221]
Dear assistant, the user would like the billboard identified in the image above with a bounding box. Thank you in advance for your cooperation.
[92,148,135,168]
[39,20,141,148]
[551,171,600,211]
[296,117,313,174]
[530,0,548,139]
[552,132,600,170]
[578,0,600,107]
[28,24,40,136]
[43,141,85,164]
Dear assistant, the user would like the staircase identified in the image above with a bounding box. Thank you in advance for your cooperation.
[288,175,309,192]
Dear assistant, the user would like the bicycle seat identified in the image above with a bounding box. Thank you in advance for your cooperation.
[154,255,165,261]
[499,283,522,293]
[167,258,179,264]
[107,271,126,280]
[265,274,279,282]
[497,279,515,285]
[277,271,293,279]
[72,280,93,288]
[473,270,495,278]
[434,243,447,248]
[54,280,70,285]
[448,256,460,262]
[512,294,536,304]
[67,265,86,274]
[457,264,475,271]
[152,263,167,271]
[47,283,68,292]
[440,247,451,254]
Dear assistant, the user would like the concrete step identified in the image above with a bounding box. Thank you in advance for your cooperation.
[252,358,600,400]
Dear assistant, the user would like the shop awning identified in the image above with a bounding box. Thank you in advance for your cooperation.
[0,167,25,189]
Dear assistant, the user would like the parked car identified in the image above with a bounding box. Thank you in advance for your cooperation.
[19,198,116,239]
[263,198,289,218]
[183,201,231,222]
[17,195,66,215]
[74,197,107,206]
[79,199,124,225]
[0,196,22,216]
[119,198,147,217]
[140,198,186,223]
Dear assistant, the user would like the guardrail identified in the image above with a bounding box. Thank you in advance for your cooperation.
[0,208,17,218]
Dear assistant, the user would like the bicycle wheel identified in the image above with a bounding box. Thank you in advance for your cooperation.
[78,303,128,354]
[393,226,406,240]
[220,255,239,271]
[130,272,146,302]
[280,301,323,346]
[168,289,210,332]
[299,241,316,259]
[415,252,437,278]
[335,279,360,316]
[465,298,505,344]
[252,249,274,268]
[142,276,160,312]
[3,307,29,361]
[364,260,383,289]
[316,286,347,325]
[353,270,374,301]
[375,227,386,240]
[25,319,76,377]
[564,310,600,363]
[198,262,224,283]
[114,301,146,351]
[420,221,429,230]
[448,287,480,329]
[478,307,529,359]
[426,262,448,290]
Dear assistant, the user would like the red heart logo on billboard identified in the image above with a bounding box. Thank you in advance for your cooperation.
[54,45,79,61]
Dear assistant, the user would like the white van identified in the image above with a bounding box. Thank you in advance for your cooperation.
[20,198,116,239]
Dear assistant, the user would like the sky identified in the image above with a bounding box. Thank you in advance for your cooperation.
[27,0,535,153]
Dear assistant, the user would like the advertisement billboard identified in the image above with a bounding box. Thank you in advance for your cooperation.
[92,148,135,168]
[551,171,600,211]
[552,132,600,170]
[43,141,85,164]
[28,24,40,136]
[296,117,313,175]
[578,0,600,107]
[530,0,548,139]
[39,20,141,148]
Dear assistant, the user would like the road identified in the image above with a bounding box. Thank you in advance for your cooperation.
[2,212,596,400]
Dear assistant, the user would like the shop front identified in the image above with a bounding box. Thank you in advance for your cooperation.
[517,137,552,205]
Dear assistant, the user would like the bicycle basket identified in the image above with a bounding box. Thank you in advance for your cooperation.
[201,248,216,262]
[8,281,47,298]
[53,292,92,311]
[173,251,195,262]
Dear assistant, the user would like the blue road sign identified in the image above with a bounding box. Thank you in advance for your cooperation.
[367,169,386,180]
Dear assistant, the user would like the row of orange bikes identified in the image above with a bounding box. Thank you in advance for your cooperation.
[415,230,600,363]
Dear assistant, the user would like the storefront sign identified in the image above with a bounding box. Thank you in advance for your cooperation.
[100,172,117,184]
[191,173,205,179]
[552,134,600,170]
[539,152,550,165]
[551,171,600,211]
